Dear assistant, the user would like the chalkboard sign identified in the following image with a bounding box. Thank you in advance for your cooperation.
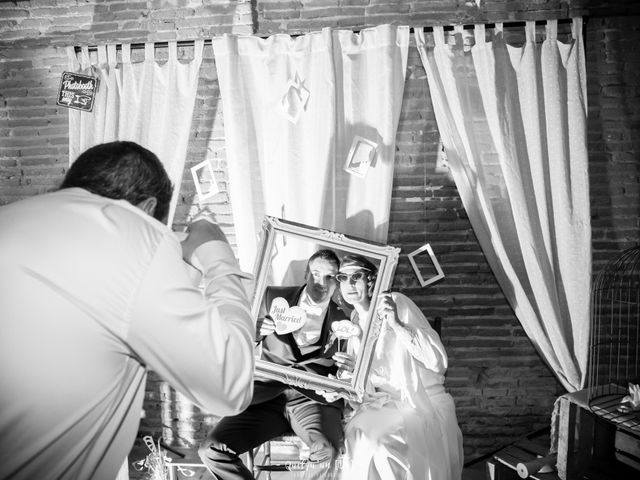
[56,72,98,112]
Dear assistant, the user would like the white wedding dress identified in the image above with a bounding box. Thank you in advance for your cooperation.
[339,293,463,480]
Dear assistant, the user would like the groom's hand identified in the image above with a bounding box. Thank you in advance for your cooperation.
[258,315,276,337]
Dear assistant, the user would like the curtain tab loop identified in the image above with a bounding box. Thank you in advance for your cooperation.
[525,21,535,43]
[546,19,558,40]
[571,17,583,40]
[433,25,445,46]
[453,24,464,46]
[66,46,79,71]
[474,24,485,46]
[168,41,177,63]
[145,42,154,62]
[414,28,426,48]
[80,46,91,70]
[107,44,117,66]
[194,39,204,62]
[122,44,131,64]
[97,45,107,67]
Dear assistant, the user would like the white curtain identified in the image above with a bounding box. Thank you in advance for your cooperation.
[213,25,409,278]
[67,41,204,225]
[416,18,591,392]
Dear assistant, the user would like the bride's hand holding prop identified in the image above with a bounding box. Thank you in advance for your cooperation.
[376,293,400,328]
[332,352,356,373]
[330,319,361,353]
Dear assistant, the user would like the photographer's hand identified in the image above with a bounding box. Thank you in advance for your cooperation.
[181,219,228,263]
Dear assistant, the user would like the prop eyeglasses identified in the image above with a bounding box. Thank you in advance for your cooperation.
[336,270,370,283]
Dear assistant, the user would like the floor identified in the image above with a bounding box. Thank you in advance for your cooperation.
[247,441,487,480]
[462,461,486,480]
[129,438,489,480]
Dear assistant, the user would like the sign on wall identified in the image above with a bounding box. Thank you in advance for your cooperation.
[56,71,98,112]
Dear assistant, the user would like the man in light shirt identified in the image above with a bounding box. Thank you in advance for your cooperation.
[0,141,255,480]
[199,249,349,480]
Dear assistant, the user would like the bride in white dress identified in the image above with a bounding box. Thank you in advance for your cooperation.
[332,254,463,480]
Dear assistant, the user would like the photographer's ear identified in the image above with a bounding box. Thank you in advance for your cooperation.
[136,197,157,218]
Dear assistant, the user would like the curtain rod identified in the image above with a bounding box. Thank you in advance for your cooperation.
[74,17,581,52]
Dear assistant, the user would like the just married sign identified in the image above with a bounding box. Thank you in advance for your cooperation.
[269,297,307,335]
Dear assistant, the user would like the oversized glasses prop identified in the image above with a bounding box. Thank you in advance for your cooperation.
[336,270,369,283]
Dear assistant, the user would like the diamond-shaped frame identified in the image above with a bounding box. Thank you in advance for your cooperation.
[344,136,378,178]
[407,243,445,287]
[191,159,219,202]
[280,72,310,124]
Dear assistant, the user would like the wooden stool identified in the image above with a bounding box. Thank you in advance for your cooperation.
[486,436,559,480]
[246,432,307,479]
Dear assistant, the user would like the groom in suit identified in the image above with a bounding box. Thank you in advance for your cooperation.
[199,249,348,480]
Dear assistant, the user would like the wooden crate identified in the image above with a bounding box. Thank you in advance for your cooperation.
[555,394,640,479]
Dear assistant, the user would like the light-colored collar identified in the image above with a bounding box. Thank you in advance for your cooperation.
[300,288,331,310]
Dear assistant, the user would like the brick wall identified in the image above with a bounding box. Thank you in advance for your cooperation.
[585,16,640,267]
[1,0,639,470]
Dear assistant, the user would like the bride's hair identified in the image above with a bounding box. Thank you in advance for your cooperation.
[339,254,378,297]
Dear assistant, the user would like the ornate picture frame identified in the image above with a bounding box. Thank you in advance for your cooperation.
[250,216,400,402]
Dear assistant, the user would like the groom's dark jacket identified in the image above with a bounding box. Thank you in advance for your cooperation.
[253,285,348,405]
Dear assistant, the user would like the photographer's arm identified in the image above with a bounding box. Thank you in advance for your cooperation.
[128,221,255,416]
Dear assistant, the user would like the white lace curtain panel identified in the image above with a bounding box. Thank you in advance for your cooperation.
[416,18,591,392]
[212,25,409,279]
[67,41,204,225]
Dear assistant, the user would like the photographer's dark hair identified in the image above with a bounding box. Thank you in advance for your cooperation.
[60,141,173,222]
